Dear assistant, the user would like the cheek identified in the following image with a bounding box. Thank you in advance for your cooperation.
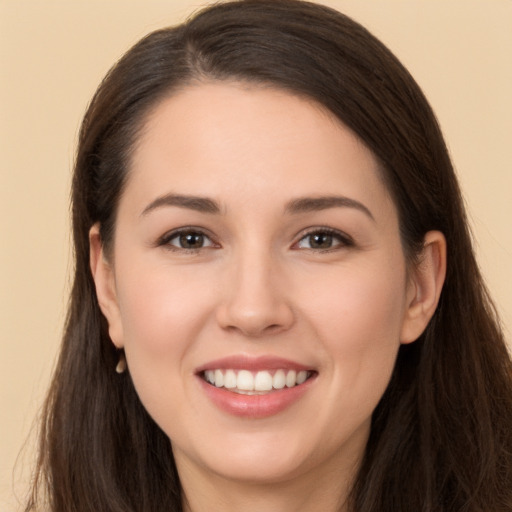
[115,260,215,353]
[112,261,218,407]
[114,263,219,434]
[305,258,406,331]
[301,260,407,395]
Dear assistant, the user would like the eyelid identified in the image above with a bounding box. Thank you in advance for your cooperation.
[155,225,353,252]
[157,226,220,251]
[292,226,354,251]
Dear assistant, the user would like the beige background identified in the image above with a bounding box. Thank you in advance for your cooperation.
[1,1,511,510]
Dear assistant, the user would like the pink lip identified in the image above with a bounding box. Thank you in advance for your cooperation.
[196,354,312,373]
[195,355,317,419]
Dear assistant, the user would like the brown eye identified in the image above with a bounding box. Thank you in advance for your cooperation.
[179,232,205,249]
[308,233,334,249]
[163,230,215,250]
[296,229,352,250]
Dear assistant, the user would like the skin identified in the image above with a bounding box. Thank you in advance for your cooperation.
[90,82,446,512]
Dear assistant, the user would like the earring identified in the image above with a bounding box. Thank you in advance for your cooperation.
[115,352,127,374]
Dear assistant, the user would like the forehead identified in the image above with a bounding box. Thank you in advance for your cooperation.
[125,81,394,218]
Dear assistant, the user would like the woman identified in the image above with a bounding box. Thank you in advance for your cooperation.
[26,0,512,510]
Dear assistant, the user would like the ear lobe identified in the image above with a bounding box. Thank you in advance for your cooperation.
[400,231,447,344]
[89,223,124,348]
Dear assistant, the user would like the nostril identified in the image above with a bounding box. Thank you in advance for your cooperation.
[223,322,283,337]
[265,324,284,333]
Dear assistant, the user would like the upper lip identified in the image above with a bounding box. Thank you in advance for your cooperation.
[195,355,314,374]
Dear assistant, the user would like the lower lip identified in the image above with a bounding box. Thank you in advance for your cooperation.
[197,375,316,418]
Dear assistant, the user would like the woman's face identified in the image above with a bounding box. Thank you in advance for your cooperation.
[94,82,424,487]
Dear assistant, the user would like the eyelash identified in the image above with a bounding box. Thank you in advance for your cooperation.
[157,227,354,253]
[157,227,218,253]
[293,227,354,252]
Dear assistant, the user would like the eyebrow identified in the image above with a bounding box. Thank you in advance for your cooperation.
[140,193,374,221]
[141,193,221,216]
[284,196,375,221]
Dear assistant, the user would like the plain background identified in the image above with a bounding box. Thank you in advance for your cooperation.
[1,1,511,509]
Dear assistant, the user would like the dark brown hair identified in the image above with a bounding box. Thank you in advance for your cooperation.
[26,1,512,511]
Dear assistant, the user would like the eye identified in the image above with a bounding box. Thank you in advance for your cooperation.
[295,228,353,251]
[159,228,216,251]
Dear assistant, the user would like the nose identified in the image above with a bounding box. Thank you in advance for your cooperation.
[215,249,295,338]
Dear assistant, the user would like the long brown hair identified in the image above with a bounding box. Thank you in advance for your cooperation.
[26,1,512,510]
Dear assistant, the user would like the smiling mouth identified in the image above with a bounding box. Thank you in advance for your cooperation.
[201,369,315,395]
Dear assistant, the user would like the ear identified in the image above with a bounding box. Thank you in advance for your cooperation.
[400,231,447,344]
[89,223,124,348]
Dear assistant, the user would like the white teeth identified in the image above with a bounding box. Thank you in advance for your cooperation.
[273,369,286,389]
[297,370,308,385]
[203,368,312,392]
[285,370,297,388]
[224,369,237,389]
[254,371,273,391]
[214,369,224,387]
[237,370,254,390]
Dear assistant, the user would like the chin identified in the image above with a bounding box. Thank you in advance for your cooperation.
[205,452,312,485]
